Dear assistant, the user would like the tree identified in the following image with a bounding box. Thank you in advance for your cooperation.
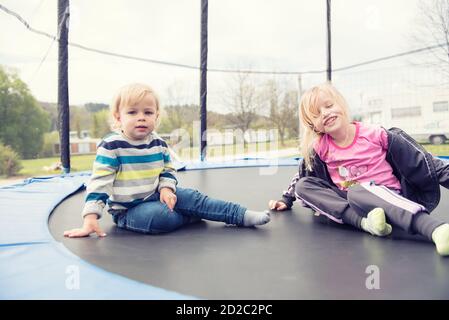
[40,102,59,131]
[411,0,449,78]
[283,91,300,140]
[158,104,199,134]
[41,102,93,137]
[70,105,93,138]
[0,66,50,159]
[265,80,299,146]
[85,102,109,113]
[38,131,60,158]
[0,142,22,177]
[91,109,111,138]
[165,80,194,106]
[223,72,263,134]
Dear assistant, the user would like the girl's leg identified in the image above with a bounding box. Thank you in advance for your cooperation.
[347,182,449,255]
[115,200,193,234]
[295,176,362,228]
[346,182,442,237]
[431,224,449,256]
[295,177,391,236]
[348,182,449,255]
[173,187,268,226]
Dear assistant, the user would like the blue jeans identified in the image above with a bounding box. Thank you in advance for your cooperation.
[110,187,247,234]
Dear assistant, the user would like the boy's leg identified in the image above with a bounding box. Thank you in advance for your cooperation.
[174,187,249,226]
[117,200,192,234]
[295,176,362,228]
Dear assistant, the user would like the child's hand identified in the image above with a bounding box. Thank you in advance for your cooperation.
[63,214,106,238]
[268,200,288,211]
[160,187,177,212]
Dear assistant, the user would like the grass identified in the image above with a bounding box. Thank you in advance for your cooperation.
[421,144,449,156]
[18,154,95,177]
[3,140,447,181]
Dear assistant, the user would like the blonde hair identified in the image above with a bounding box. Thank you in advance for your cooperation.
[110,83,160,132]
[299,82,351,170]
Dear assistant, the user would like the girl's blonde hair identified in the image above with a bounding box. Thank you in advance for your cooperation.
[299,82,351,170]
[110,83,160,132]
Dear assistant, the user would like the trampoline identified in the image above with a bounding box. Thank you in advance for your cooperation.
[3,0,449,302]
[3,160,449,299]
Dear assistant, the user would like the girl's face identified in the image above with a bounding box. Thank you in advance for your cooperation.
[310,91,348,135]
[115,93,159,140]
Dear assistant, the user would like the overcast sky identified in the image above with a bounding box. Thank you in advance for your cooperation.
[0,0,424,110]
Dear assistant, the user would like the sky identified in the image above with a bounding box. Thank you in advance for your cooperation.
[0,0,430,112]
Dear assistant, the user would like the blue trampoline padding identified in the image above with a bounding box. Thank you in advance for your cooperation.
[0,243,192,299]
[0,173,193,299]
[0,173,91,245]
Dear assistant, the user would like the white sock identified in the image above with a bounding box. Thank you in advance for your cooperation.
[360,208,392,236]
[432,224,449,256]
[243,210,271,227]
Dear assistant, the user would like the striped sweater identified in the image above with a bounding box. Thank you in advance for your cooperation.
[81,131,177,218]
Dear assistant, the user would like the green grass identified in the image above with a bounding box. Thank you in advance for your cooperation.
[421,144,449,156]
[18,154,95,177]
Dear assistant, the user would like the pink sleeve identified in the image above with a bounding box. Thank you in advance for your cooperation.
[379,127,389,151]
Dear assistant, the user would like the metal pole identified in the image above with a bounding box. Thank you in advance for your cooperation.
[326,0,332,82]
[57,0,70,173]
[200,0,208,161]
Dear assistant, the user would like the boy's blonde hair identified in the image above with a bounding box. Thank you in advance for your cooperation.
[110,83,160,132]
[299,82,351,170]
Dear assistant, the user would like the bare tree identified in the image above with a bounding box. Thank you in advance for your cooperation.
[161,80,198,137]
[411,0,449,78]
[265,79,299,146]
[165,80,195,106]
[223,72,263,133]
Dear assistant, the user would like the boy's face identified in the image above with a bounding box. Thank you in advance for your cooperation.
[310,91,347,135]
[116,93,159,140]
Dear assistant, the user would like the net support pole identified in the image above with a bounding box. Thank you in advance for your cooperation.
[200,0,208,161]
[57,0,70,173]
[326,0,332,82]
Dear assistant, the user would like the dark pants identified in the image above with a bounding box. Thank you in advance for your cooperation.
[295,177,443,240]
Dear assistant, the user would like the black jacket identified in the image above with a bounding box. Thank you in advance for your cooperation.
[282,127,449,213]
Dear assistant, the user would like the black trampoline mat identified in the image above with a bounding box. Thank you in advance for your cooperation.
[49,166,449,299]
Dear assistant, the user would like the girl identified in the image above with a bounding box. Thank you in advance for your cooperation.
[269,82,449,256]
[64,83,270,238]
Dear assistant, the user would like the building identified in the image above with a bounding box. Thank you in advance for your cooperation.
[360,87,449,144]
[53,131,100,155]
